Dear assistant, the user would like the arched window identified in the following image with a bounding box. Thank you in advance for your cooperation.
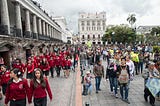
[82,35,85,39]
[98,34,100,38]
[88,35,90,39]
[93,35,95,39]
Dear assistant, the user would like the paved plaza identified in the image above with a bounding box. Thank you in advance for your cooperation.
[0,62,160,106]
[82,75,160,106]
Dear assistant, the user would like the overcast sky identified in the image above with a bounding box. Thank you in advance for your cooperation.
[36,0,160,33]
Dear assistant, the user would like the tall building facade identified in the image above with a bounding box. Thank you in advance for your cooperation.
[78,12,106,44]
[0,0,65,67]
[53,16,73,44]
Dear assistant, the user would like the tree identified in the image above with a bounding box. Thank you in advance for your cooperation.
[150,27,160,35]
[127,14,136,28]
[102,25,136,44]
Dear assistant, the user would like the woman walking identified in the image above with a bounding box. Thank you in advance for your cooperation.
[30,68,52,106]
[4,68,31,106]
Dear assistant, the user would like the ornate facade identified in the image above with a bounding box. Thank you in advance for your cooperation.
[0,0,63,67]
[78,12,106,44]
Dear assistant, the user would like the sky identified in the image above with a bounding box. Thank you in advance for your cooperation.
[36,0,160,33]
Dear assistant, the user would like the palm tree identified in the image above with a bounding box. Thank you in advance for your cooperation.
[127,14,136,28]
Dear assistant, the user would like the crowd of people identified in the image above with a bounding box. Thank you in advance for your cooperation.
[0,43,160,106]
[0,45,79,106]
[80,44,160,106]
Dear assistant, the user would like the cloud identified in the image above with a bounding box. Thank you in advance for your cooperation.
[36,0,160,33]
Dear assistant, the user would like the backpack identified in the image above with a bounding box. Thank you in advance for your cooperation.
[118,66,129,84]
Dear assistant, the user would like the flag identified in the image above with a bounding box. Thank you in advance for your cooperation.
[146,78,160,97]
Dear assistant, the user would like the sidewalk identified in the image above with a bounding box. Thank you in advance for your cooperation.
[82,73,160,106]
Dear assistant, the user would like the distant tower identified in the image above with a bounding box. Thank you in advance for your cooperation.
[78,12,106,45]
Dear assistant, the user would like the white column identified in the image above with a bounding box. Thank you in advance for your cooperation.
[42,21,46,35]
[48,25,51,37]
[33,15,37,33]
[0,0,10,34]
[46,23,48,36]
[15,2,22,37]
[25,10,31,32]
[38,18,42,35]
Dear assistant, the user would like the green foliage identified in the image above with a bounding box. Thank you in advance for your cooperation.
[145,27,160,45]
[153,46,160,52]
[151,27,160,35]
[102,25,136,44]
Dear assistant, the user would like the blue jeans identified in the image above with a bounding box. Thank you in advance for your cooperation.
[138,62,143,73]
[95,76,102,91]
[120,84,129,100]
[86,83,93,94]
[109,77,118,94]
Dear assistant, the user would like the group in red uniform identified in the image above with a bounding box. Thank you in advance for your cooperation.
[0,49,74,106]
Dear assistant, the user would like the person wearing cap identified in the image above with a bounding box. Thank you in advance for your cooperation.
[83,71,94,95]
[143,61,159,106]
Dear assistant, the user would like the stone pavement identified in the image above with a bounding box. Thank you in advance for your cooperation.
[0,69,77,106]
[0,62,160,106]
[82,67,160,106]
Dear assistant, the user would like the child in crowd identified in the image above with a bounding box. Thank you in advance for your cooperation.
[83,71,94,95]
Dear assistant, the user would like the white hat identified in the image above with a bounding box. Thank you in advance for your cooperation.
[149,61,155,65]
[86,71,90,74]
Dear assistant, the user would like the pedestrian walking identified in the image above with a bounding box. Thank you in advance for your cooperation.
[0,65,10,95]
[4,68,31,106]
[118,58,130,104]
[93,60,104,93]
[25,59,34,79]
[107,59,119,98]
[30,68,52,106]
[143,61,159,106]
[83,71,94,95]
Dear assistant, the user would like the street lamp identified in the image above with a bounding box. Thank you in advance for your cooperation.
[112,32,115,44]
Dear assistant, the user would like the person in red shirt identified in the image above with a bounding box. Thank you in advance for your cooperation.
[54,54,61,77]
[41,58,50,77]
[48,56,55,78]
[25,59,34,79]
[4,68,31,106]
[30,68,52,106]
[65,56,72,78]
[12,58,25,74]
[0,65,10,95]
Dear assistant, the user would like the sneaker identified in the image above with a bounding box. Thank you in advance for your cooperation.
[96,91,98,93]
[115,94,118,98]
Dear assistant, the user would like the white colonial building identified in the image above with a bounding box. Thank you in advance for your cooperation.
[78,12,106,44]
[0,0,66,67]
[53,16,73,44]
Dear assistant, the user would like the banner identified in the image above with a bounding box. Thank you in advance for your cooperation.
[146,78,160,97]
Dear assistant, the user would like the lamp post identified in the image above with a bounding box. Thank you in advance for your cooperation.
[112,32,115,44]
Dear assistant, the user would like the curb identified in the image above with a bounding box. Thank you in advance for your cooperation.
[75,61,82,106]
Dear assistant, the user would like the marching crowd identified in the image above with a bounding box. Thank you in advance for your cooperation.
[0,43,160,106]
[0,45,79,106]
[80,44,160,106]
